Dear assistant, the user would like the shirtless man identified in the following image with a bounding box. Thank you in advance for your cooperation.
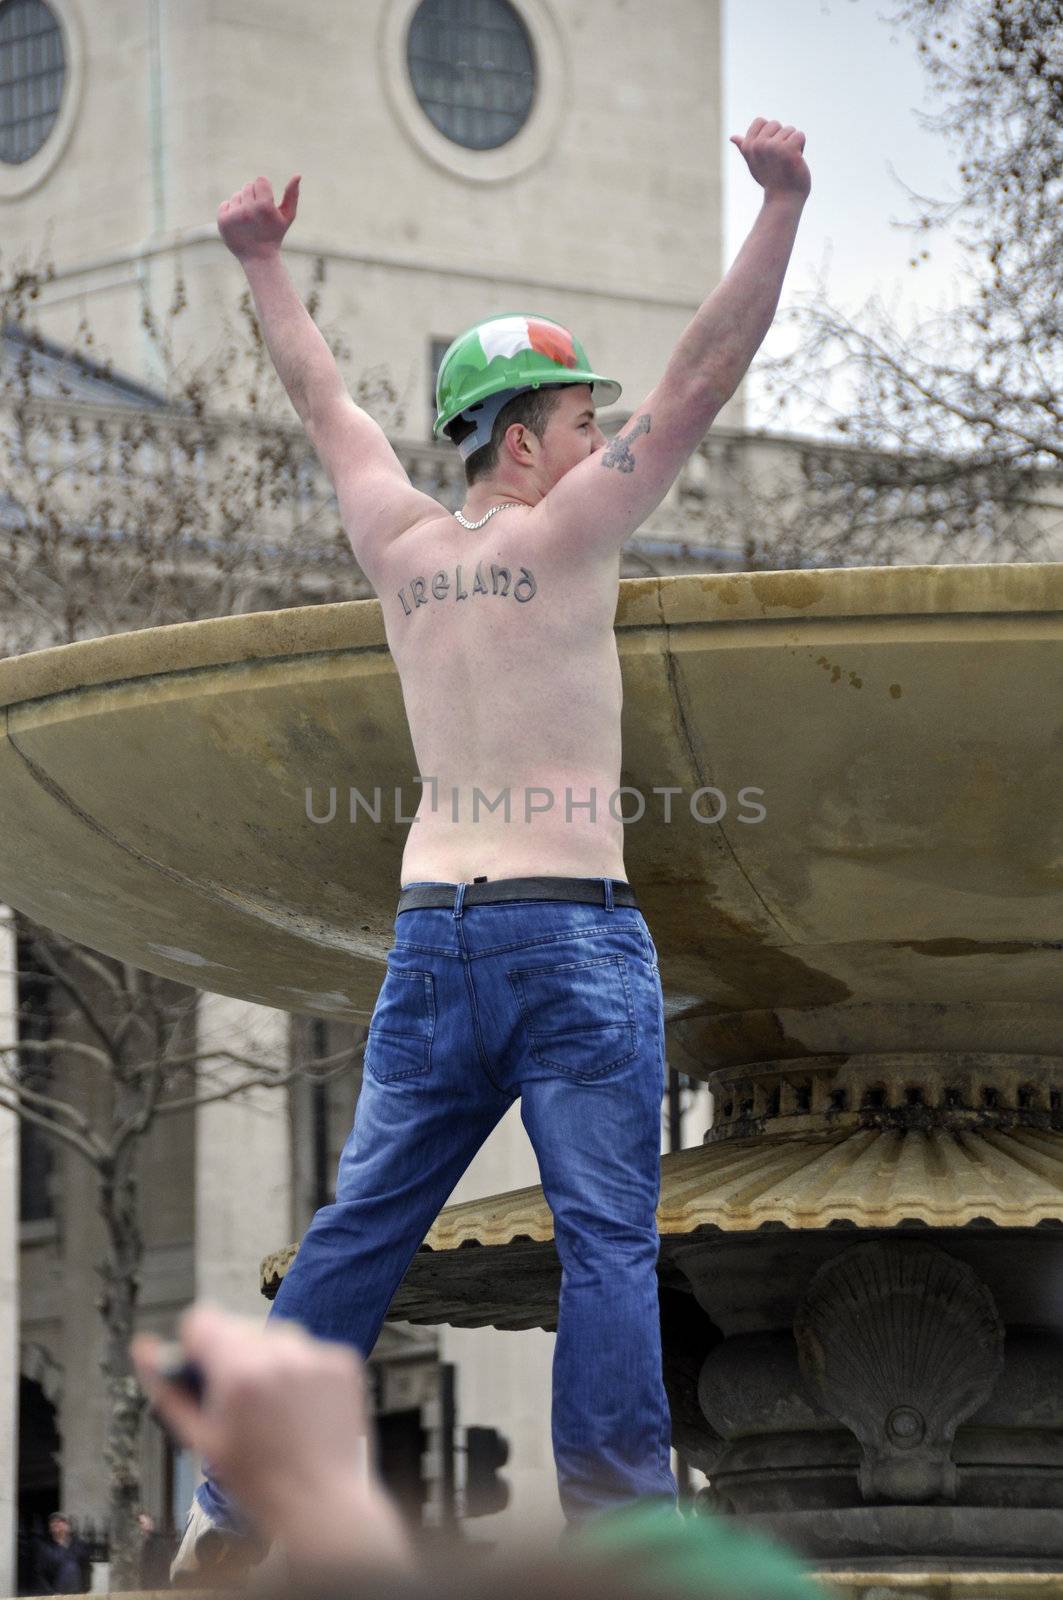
[173,117,810,1581]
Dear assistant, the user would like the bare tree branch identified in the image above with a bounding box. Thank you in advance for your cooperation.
[748,0,1062,567]
[21,932,120,1056]
[0,1034,113,1072]
[152,1044,363,1118]
[124,1042,360,1078]
[0,1084,101,1163]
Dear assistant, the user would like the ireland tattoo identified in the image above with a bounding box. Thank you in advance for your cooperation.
[397,560,537,617]
[602,413,651,473]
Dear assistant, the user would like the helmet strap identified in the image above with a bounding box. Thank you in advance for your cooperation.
[452,388,523,461]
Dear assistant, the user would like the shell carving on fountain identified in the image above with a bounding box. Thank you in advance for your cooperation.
[794,1240,1006,1503]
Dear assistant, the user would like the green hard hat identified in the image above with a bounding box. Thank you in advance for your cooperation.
[433,313,622,458]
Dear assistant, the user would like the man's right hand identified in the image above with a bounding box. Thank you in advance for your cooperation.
[217,174,301,262]
[730,118,810,202]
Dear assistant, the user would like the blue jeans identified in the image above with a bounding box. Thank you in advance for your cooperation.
[198,879,676,1527]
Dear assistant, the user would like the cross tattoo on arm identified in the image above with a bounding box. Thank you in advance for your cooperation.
[601,413,651,474]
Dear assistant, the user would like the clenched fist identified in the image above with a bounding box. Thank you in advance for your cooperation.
[730,119,810,202]
[217,174,301,262]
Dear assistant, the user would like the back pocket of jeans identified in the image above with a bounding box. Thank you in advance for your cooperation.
[365,965,434,1082]
[508,954,638,1082]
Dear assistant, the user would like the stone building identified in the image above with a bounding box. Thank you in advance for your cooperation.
[0,0,727,1588]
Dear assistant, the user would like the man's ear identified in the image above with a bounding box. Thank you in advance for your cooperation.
[502,422,536,467]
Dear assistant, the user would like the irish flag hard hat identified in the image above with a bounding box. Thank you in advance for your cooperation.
[433,313,622,442]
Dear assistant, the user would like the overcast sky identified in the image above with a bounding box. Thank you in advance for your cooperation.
[724,0,969,432]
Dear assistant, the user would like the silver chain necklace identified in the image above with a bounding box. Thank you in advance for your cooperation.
[454,501,526,530]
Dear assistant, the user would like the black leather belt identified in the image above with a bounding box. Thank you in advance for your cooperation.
[397,876,640,912]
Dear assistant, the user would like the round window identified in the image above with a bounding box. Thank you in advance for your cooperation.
[406,0,536,152]
[0,0,65,165]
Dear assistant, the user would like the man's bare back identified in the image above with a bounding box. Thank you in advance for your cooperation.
[365,505,628,887]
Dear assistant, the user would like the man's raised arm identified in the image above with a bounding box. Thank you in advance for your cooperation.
[537,119,812,554]
[219,176,345,429]
[663,119,810,408]
[217,176,440,562]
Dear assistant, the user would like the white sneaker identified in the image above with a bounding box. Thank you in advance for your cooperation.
[170,1496,268,1589]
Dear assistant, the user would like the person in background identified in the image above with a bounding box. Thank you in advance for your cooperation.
[34,1512,90,1596]
[133,1302,826,1600]
[137,1508,174,1590]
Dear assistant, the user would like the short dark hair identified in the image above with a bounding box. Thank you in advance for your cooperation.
[447,385,568,487]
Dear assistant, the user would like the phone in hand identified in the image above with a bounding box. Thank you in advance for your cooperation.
[153,1341,206,1404]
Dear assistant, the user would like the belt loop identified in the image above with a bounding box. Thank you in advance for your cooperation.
[453,882,467,920]
[602,877,614,912]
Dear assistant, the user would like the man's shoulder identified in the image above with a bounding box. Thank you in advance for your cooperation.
[353,502,452,583]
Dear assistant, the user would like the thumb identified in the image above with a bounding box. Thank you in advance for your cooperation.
[278,173,301,222]
[131,1333,209,1453]
[729,134,743,149]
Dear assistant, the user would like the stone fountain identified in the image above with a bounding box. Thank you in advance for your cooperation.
[3,564,1062,1592]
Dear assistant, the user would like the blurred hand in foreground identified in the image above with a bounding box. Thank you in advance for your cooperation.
[132,1301,416,1576]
